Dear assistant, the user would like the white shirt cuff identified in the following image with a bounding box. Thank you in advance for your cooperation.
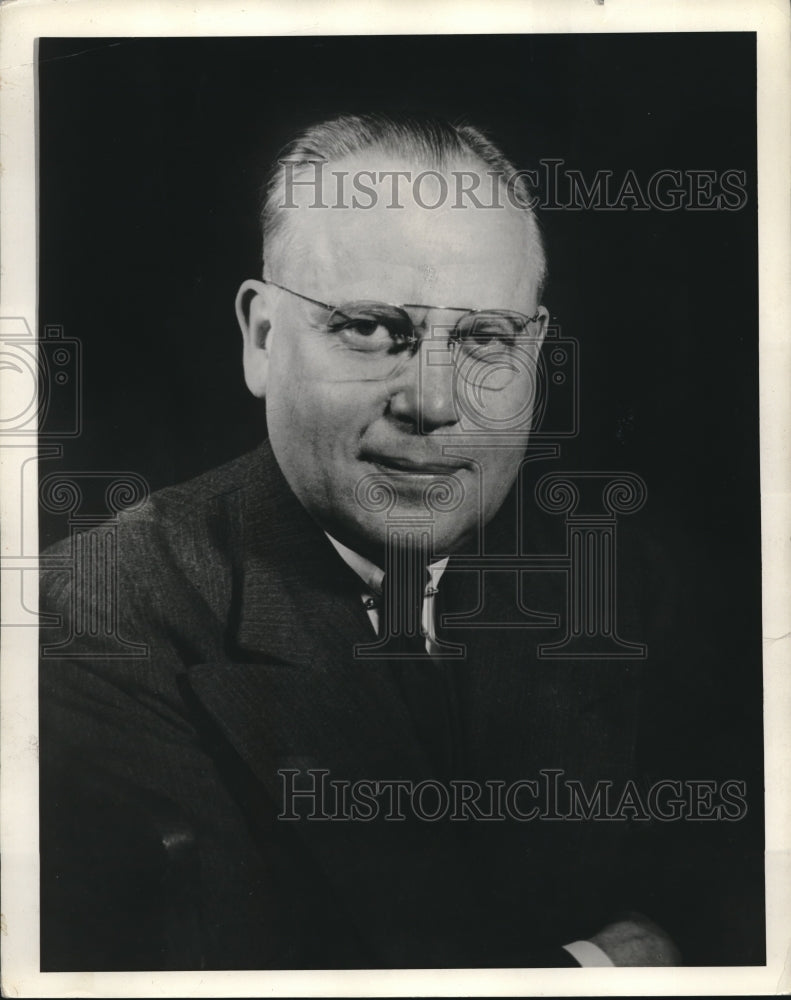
[562,940,615,967]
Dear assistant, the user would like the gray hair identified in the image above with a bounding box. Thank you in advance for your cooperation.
[260,112,547,296]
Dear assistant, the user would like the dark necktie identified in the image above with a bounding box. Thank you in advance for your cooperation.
[380,548,455,777]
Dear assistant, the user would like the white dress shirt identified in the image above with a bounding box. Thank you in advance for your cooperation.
[326,533,449,656]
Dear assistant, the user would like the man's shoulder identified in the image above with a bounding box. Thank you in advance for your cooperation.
[113,445,273,586]
[38,443,294,676]
[40,444,275,619]
[138,445,263,529]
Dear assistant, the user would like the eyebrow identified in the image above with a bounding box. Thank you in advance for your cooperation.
[263,279,476,315]
[397,302,471,313]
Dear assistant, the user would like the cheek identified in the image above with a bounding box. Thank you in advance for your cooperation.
[499,363,542,417]
[453,364,539,436]
[266,336,321,429]
[268,347,376,454]
[477,450,525,508]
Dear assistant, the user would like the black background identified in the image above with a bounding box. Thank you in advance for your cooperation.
[38,34,764,962]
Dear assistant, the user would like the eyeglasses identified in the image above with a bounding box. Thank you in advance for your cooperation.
[262,278,543,386]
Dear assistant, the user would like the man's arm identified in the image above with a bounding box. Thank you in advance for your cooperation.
[586,913,681,966]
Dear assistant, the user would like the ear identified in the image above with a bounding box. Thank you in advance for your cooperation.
[235,279,273,398]
[534,305,550,353]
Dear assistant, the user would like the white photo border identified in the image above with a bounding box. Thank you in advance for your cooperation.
[1,1,789,996]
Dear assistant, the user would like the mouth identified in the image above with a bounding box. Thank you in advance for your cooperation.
[362,453,471,476]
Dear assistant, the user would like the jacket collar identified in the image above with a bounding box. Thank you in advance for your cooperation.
[231,440,376,665]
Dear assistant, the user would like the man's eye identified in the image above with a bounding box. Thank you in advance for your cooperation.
[329,318,394,350]
[473,323,513,345]
[458,316,518,349]
[327,309,417,352]
[342,319,384,338]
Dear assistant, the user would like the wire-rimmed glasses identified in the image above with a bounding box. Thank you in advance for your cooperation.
[262,278,543,388]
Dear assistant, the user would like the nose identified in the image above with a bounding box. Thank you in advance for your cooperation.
[387,340,459,432]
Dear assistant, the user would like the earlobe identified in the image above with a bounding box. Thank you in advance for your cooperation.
[235,279,272,398]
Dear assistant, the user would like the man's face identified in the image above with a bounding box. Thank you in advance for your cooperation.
[239,153,547,562]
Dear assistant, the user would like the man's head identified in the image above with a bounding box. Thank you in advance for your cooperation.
[236,114,548,562]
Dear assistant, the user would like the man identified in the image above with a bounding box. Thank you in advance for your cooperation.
[40,114,681,970]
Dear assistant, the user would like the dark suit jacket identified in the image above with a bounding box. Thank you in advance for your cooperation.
[38,441,753,970]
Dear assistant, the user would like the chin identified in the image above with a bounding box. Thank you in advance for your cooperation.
[329,507,472,563]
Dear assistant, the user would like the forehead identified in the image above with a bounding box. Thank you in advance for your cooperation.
[275,151,540,308]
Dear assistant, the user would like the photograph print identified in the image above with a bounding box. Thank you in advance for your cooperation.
[31,31,764,973]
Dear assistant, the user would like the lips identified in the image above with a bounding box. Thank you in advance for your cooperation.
[361,452,470,475]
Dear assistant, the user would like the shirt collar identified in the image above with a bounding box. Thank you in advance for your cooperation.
[326,533,449,597]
